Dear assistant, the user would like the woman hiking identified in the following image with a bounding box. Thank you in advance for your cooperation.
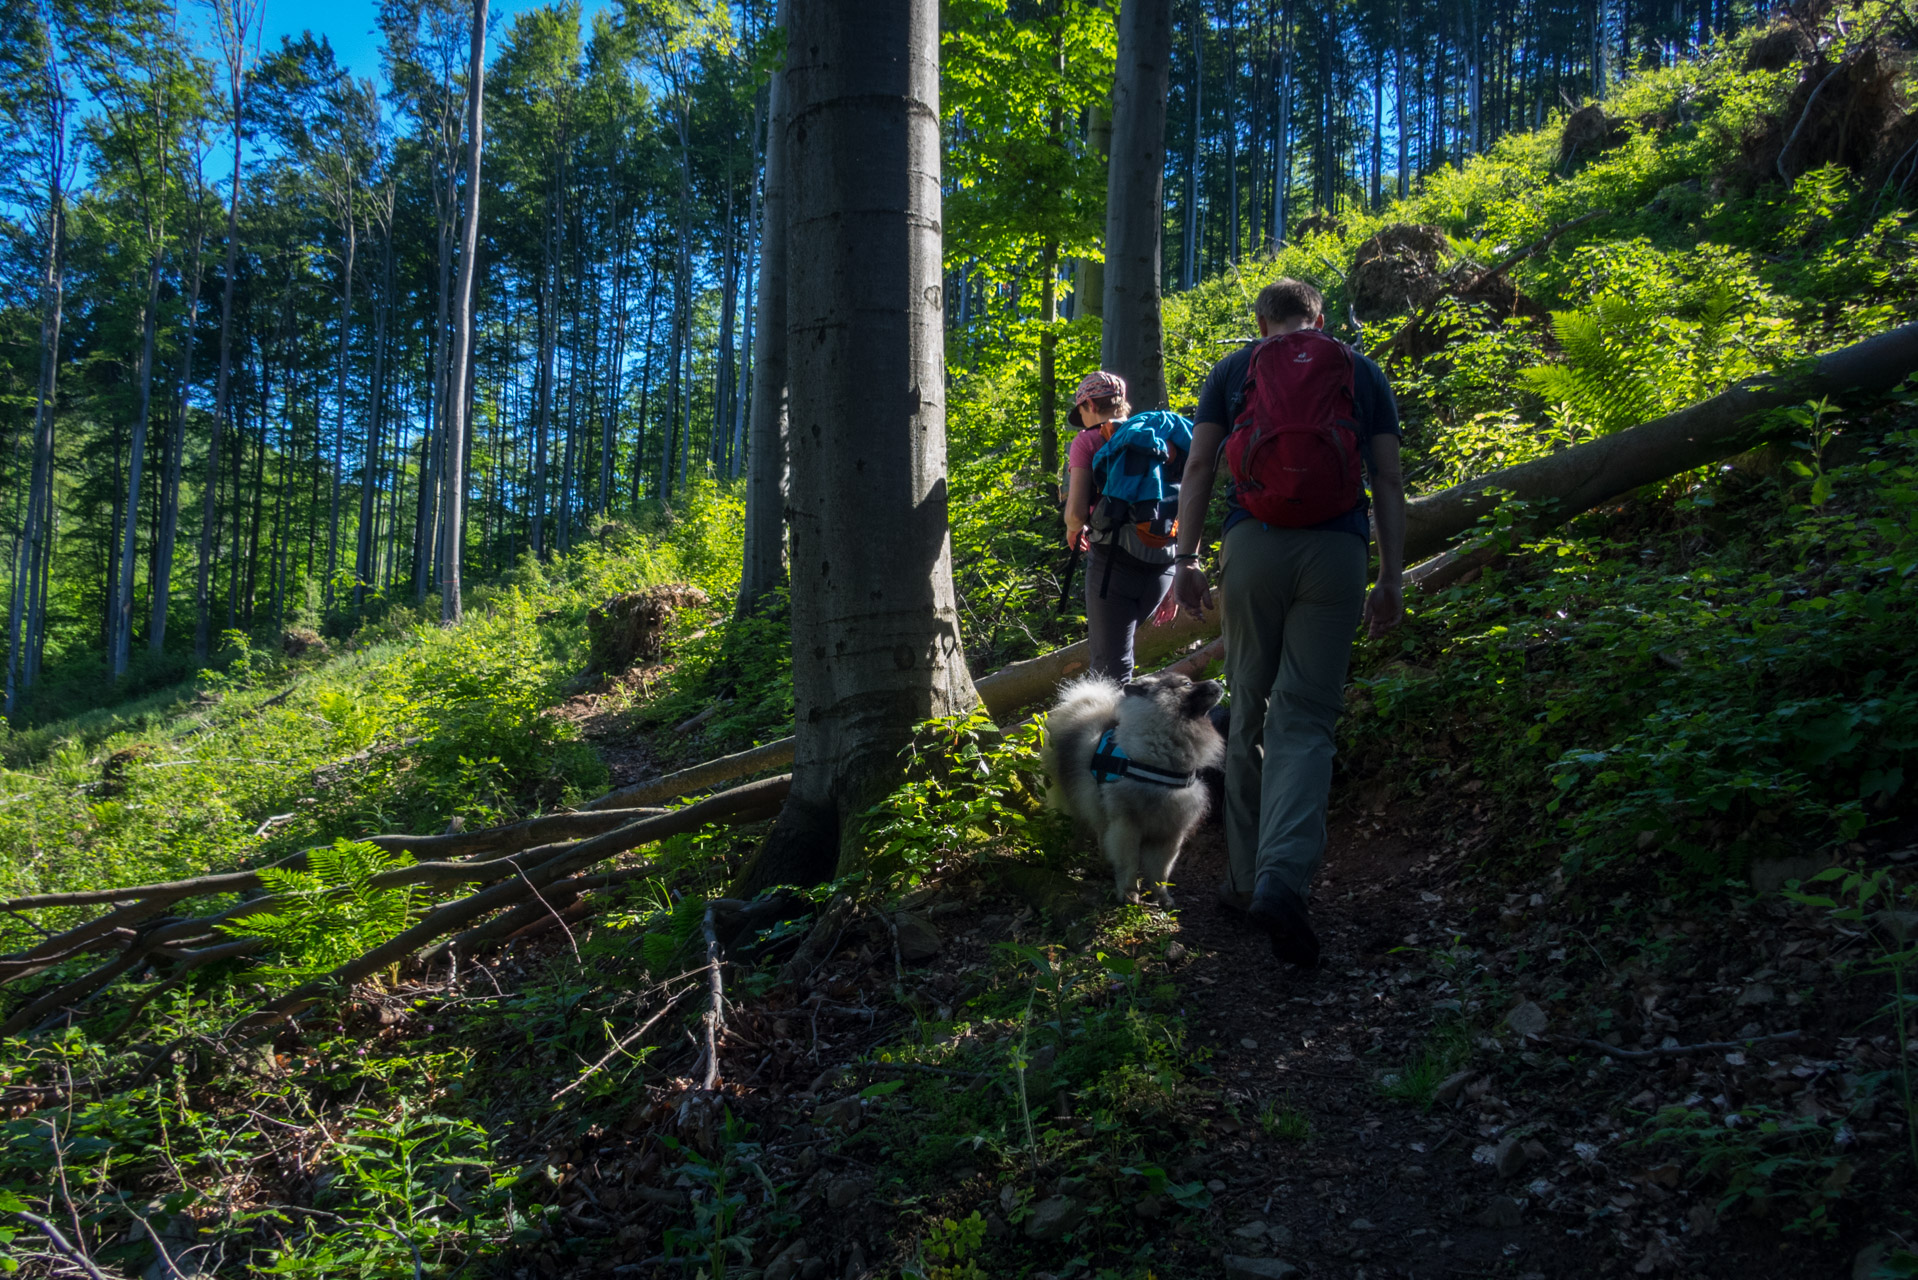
[1062,371,1191,682]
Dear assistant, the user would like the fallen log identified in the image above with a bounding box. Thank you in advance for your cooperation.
[1403,321,1918,562]
[232,774,792,1031]
[582,610,1220,811]
[0,777,789,1039]
[0,807,666,914]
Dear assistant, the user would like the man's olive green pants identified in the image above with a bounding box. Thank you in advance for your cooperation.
[1219,521,1368,900]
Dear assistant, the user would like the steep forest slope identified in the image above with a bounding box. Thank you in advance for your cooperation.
[2,14,1917,1280]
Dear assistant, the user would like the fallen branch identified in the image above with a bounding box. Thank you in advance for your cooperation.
[11,1210,111,1280]
[697,905,725,1091]
[432,864,663,958]
[552,983,696,1101]
[0,807,668,913]
[1405,536,1511,595]
[231,775,791,1033]
[105,938,263,1040]
[1576,1030,1801,1062]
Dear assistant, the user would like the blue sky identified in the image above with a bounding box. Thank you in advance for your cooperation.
[252,0,616,86]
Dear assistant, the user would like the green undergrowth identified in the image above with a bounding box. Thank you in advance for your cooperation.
[1341,407,1918,891]
[0,486,749,935]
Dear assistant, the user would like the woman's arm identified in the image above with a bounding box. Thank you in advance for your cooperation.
[1064,467,1092,552]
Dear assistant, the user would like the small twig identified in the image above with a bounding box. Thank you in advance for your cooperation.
[1575,1030,1801,1062]
[11,1210,111,1280]
[515,868,580,963]
[129,1207,188,1280]
[552,984,695,1101]
[253,813,296,839]
[699,905,725,1091]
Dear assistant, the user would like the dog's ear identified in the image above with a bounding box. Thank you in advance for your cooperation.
[1183,680,1224,717]
[1122,681,1153,699]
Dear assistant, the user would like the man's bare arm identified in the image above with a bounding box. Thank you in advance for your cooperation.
[1172,421,1226,616]
[1365,433,1407,637]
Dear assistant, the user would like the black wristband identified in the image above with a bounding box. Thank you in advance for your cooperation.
[1174,553,1199,563]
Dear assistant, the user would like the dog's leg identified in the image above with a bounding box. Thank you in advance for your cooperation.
[1139,835,1182,908]
[1101,820,1143,905]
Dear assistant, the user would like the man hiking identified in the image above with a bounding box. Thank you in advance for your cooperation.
[1171,278,1407,967]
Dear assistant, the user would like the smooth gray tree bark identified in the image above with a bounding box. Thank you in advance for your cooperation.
[736,0,788,619]
[439,0,486,624]
[1102,0,1173,411]
[747,0,979,890]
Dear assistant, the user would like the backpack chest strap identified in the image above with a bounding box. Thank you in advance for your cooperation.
[1089,726,1195,789]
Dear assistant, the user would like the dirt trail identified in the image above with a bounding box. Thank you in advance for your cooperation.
[1163,817,1864,1280]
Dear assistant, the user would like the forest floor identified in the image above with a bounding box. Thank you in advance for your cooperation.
[507,699,1910,1280]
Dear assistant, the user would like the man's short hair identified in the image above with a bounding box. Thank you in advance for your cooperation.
[1255,278,1324,326]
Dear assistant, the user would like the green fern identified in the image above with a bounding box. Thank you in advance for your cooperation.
[642,893,710,978]
[1520,295,1667,436]
[222,839,419,980]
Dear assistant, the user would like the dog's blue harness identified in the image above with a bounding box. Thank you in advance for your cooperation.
[1090,725,1196,789]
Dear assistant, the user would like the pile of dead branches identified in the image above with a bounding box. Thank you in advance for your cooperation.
[0,776,789,1041]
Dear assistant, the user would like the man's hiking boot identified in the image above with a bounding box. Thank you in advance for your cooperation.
[1215,884,1252,918]
[1247,881,1321,968]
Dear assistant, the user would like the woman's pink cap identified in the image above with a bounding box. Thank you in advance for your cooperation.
[1072,371,1126,407]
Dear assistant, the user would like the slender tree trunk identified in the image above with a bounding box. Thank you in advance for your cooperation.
[1223,0,1238,266]
[600,216,629,511]
[111,246,164,679]
[9,183,65,713]
[1272,0,1291,248]
[1102,0,1174,412]
[629,270,660,508]
[195,174,241,655]
[151,218,207,653]
[441,0,482,630]
[323,211,356,617]
[1181,6,1199,291]
[244,354,267,626]
[731,89,762,482]
[1072,101,1108,320]
[734,0,786,566]
[1039,239,1059,481]
[749,0,979,891]
[531,186,558,558]
[1370,54,1383,208]
[354,220,392,612]
[1395,0,1407,200]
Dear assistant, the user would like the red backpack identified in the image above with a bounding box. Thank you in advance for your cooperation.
[1223,329,1364,528]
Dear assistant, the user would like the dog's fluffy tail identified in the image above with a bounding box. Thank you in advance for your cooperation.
[1040,674,1122,812]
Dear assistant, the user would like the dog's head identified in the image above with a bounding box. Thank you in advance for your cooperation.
[1121,672,1224,721]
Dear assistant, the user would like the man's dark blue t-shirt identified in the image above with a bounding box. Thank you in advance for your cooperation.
[1194,334,1401,541]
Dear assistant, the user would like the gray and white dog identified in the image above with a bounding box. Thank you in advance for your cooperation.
[1041,672,1225,906]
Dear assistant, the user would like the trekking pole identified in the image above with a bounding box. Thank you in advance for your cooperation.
[1056,547,1081,616]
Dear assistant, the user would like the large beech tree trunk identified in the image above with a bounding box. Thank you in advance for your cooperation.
[737,0,789,619]
[748,0,979,892]
[1403,321,1918,562]
[1102,0,1173,411]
